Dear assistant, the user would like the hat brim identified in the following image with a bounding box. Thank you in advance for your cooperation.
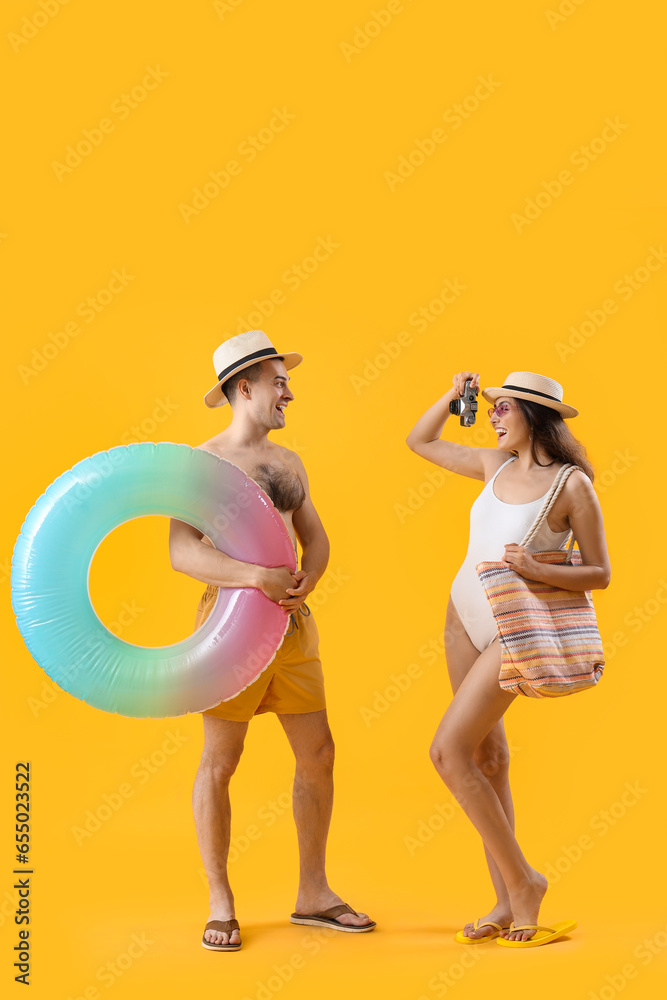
[204,352,303,408]
[481,386,578,418]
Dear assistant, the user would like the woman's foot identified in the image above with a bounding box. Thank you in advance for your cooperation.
[501,870,548,941]
[461,902,513,940]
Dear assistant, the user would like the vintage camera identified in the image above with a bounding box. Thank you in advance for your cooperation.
[449,379,478,426]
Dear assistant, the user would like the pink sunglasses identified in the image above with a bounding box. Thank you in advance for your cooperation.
[487,402,517,419]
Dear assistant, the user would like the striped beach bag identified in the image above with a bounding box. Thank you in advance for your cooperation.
[476,464,605,698]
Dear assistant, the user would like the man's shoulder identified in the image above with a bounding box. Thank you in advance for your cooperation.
[194,436,228,459]
[192,439,305,476]
[268,441,305,470]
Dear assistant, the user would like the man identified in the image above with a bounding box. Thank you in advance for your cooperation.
[169,330,375,951]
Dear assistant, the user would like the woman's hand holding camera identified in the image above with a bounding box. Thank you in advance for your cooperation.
[452,371,480,396]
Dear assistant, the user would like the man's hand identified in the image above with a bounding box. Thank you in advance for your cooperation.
[278,569,314,613]
[501,544,543,581]
[257,566,299,605]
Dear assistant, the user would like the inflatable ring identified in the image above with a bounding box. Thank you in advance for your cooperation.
[11,443,297,718]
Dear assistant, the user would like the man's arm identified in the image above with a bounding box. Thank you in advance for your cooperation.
[168,518,297,604]
[279,454,330,612]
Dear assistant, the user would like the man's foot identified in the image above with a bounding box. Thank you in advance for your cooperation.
[500,870,548,942]
[202,918,241,951]
[292,890,374,930]
[459,903,513,941]
[202,897,241,949]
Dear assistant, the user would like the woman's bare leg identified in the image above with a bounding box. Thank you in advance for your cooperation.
[431,627,547,942]
[444,598,515,938]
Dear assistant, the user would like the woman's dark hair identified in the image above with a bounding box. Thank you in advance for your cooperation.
[512,399,595,482]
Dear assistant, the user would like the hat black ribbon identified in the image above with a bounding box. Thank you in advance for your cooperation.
[217,348,279,383]
[503,383,560,403]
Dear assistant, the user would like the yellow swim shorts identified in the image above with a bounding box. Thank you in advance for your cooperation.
[194,584,326,722]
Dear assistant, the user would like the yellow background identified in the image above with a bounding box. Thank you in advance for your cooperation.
[2,1,665,997]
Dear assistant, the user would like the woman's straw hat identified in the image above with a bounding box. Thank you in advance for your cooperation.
[482,371,578,418]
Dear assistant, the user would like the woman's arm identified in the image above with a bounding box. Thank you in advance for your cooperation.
[502,472,611,590]
[406,370,498,481]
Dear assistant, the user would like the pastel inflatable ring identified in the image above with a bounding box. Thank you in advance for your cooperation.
[11,443,296,718]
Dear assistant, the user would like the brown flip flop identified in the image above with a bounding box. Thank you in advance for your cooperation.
[289,903,376,932]
[201,918,242,951]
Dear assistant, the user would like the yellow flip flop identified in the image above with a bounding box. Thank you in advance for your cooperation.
[455,919,510,944]
[496,919,577,948]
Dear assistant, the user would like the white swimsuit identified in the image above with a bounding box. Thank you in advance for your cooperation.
[450,455,571,653]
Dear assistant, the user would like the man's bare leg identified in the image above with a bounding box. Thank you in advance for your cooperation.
[194,715,248,946]
[278,710,373,927]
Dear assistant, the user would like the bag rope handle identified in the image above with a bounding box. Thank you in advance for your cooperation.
[519,464,584,561]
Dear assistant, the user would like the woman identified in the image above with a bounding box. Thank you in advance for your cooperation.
[406,370,610,947]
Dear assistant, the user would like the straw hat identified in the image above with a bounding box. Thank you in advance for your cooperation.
[204,330,303,408]
[481,372,578,418]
